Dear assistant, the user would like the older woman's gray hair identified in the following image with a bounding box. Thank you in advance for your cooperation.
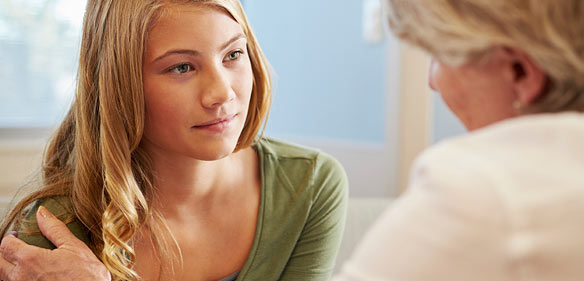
[383,0,584,113]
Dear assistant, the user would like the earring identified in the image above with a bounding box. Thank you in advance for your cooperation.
[512,101,523,110]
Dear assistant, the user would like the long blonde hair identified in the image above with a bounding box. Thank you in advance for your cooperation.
[0,0,271,280]
[383,0,584,113]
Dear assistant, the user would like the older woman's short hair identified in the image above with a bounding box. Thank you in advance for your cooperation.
[383,0,584,113]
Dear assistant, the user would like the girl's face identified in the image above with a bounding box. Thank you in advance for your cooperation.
[142,4,253,161]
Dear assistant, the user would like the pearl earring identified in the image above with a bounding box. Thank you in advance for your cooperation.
[512,101,523,110]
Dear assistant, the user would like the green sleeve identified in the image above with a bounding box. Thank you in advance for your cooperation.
[17,196,91,249]
[279,153,349,281]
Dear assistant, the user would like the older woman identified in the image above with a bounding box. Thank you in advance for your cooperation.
[333,0,584,280]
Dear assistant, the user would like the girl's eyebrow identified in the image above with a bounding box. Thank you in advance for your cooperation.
[152,33,247,63]
[219,33,247,51]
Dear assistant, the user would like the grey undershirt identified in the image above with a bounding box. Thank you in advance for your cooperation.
[218,271,239,281]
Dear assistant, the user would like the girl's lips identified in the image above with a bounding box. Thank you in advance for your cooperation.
[192,114,237,133]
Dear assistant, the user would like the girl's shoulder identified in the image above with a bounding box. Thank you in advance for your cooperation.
[254,137,320,159]
[254,136,348,197]
[254,137,346,177]
[17,195,91,249]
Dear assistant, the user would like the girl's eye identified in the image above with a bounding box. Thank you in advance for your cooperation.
[170,64,192,74]
[224,50,243,62]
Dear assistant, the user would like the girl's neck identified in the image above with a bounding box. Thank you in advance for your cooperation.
[148,147,256,217]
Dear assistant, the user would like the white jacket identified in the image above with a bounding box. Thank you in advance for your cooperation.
[333,113,584,281]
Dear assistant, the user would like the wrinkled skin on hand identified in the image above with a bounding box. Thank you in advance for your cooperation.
[0,207,111,281]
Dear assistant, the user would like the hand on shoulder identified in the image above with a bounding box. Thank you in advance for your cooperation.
[0,206,110,281]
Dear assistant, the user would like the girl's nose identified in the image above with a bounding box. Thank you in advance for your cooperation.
[201,66,236,109]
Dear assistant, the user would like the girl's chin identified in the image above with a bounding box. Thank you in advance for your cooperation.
[190,141,239,161]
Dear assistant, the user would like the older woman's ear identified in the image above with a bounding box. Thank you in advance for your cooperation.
[504,47,547,107]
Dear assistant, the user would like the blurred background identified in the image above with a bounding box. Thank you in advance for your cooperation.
[0,0,466,202]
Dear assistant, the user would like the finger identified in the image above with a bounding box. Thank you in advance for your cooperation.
[0,255,16,281]
[0,235,27,264]
[36,206,83,248]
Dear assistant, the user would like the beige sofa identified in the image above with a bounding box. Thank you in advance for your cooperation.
[334,198,392,272]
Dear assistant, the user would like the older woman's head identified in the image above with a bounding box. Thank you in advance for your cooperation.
[384,0,584,130]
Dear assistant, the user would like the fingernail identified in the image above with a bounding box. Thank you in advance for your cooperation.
[37,206,54,219]
[6,231,17,238]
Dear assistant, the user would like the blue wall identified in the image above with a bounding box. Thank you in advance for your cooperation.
[244,1,388,142]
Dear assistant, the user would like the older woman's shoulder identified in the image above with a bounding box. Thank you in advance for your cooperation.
[410,112,584,201]
[426,112,584,160]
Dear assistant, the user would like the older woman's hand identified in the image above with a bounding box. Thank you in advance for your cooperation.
[0,207,110,281]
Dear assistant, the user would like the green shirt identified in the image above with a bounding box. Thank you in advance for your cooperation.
[19,137,349,281]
